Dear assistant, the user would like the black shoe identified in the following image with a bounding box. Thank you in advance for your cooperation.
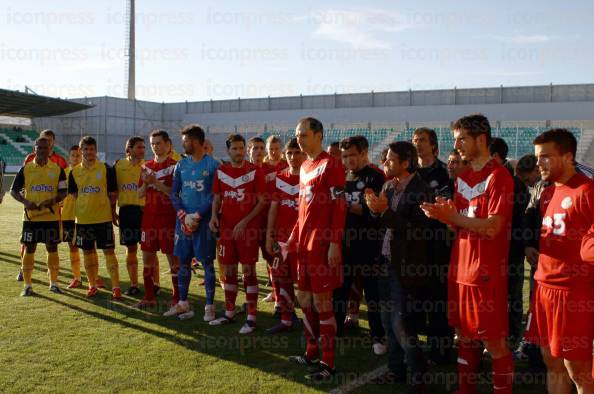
[16,270,24,282]
[20,286,33,296]
[49,285,63,294]
[273,306,281,319]
[305,362,335,383]
[153,285,160,295]
[288,355,319,370]
[370,371,406,385]
[265,322,292,335]
[124,286,140,296]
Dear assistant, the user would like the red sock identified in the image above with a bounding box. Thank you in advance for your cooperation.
[223,273,238,316]
[318,311,337,369]
[267,264,277,302]
[492,353,513,394]
[301,306,320,361]
[243,271,259,321]
[278,282,295,325]
[170,272,179,305]
[457,341,481,394]
[143,265,155,301]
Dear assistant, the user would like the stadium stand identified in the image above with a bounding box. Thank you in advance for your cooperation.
[0,128,68,167]
[256,125,584,165]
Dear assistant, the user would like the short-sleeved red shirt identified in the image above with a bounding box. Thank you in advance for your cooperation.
[449,159,514,287]
[25,152,67,169]
[141,157,177,215]
[536,173,594,290]
[270,168,300,242]
[212,161,265,230]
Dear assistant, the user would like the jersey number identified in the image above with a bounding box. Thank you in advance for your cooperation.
[304,185,313,203]
[543,213,566,236]
[194,180,204,192]
[23,231,33,242]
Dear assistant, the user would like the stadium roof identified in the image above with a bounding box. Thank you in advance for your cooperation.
[0,88,92,118]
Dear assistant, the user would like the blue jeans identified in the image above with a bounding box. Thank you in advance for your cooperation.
[378,259,426,386]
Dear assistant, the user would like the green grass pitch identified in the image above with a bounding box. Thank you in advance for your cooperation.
[0,193,545,393]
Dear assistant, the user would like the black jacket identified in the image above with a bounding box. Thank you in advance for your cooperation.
[379,172,433,289]
[523,180,550,251]
[343,165,386,263]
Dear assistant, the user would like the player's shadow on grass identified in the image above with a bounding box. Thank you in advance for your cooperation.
[33,288,357,389]
[23,266,386,391]
[3,249,392,390]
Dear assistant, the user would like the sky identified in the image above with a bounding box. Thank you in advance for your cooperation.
[1,0,593,102]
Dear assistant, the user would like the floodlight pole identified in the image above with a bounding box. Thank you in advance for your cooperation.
[127,0,135,100]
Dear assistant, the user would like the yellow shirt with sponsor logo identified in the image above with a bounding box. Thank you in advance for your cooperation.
[61,166,76,221]
[68,161,117,225]
[11,160,66,222]
[114,157,144,207]
[170,149,182,162]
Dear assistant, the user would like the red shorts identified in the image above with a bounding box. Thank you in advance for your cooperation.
[296,248,342,294]
[140,212,175,255]
[448,282,508,341]
[525,282,594,361]
[270,252,297,284]
[217,229,259,265]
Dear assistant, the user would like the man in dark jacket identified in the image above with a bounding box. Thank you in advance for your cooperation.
[333,136,386,354]
[490,138,530,348]
[366,141,433,390]
[413,127,454,364]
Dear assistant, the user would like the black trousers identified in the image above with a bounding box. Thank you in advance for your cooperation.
[508,242,525,346]
[425,241,454,363]
[333,257,385,341]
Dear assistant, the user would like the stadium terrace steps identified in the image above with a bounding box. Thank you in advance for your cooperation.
[0,128,69,168]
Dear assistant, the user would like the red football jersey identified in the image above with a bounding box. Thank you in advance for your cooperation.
[264,160,288,179]
[140,157,177,215]
[535,173,594,289]
[25,152,68,169]
[293,151,346,251]
[255,161,288,228]
[449,159,514,287]
[270,168,300,242]
[582,222,594,262]
[212,161,265,229]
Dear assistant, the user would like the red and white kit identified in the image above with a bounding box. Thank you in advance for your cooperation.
[526,173,594,361]
[212,162,266,265]
[448,159,514,341]
[140,157,177,254]
[292,151,346,293]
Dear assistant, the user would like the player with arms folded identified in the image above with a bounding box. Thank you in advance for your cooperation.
[135,130,178,309]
